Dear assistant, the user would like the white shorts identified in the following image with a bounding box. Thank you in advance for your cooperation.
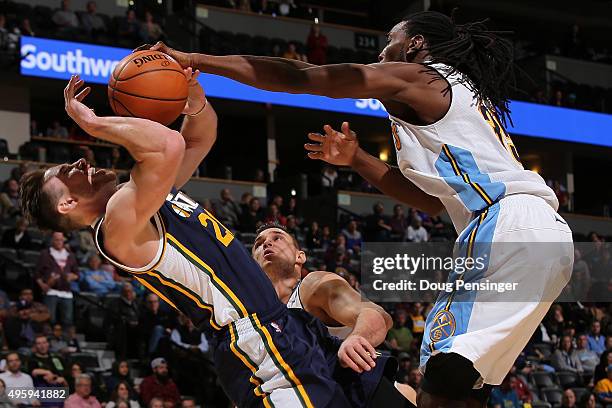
[420,194,574,386]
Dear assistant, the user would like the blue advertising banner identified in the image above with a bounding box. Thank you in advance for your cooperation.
[20,36,612,147]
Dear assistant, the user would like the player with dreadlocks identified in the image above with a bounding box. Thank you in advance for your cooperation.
[142,10,573,407]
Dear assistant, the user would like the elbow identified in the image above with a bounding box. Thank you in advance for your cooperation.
[163,130,186,160]
[382,310,393,332]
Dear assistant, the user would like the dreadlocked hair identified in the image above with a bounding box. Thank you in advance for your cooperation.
[403,11,516,126]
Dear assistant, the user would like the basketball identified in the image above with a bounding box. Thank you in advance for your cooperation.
[107,50,188,125]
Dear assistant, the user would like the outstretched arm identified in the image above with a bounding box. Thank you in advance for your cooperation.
[306,122,444,215]
[301,271,393,373]
[148,42,418,100]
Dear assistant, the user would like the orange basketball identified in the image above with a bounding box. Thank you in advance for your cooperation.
[108,50,188,126]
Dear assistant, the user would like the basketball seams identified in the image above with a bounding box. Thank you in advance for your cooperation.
[108,86,188,102]
[114,68,186,82]
[112,97,136,117]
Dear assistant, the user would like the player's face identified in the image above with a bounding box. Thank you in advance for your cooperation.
[253,228,302,277]
[45,158,117,198]
[380,24,408,63]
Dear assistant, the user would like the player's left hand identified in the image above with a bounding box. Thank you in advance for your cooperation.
[338,334,377,373]
[182,67,207,115]
[64,75,95,124]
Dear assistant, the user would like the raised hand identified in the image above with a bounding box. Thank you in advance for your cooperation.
[63,75,95,126]
[305,122,360,167]
[137,41,193,69]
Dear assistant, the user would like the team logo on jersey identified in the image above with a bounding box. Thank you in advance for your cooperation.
[171,203,192,218]
[429,310,456,342]
[167,191,199,218]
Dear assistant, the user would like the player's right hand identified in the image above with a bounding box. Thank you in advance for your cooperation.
[136,41,193,69]
[64,75,93,123]
[338,334,377,373]
[305,122,359,167]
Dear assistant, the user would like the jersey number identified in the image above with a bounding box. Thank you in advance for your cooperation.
[168,191,235,247]
[478,104,521,163]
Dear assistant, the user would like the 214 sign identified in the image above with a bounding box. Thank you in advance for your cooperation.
[355,33,379,51]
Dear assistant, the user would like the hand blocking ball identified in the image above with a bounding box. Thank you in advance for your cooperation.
[108,50,188,125]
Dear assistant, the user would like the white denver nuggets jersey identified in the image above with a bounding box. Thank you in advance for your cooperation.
[287,281,352,339]
[390,63,557,233]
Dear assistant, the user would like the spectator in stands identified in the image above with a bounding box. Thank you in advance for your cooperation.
[389,204,407,241]
[551,89,566,107]
[239,197,264,233]
[553,180,570,212]
[581,393,597,408]
[552,334,583,376]
[140,11,164,43]
[565,24,589,60]
[149,398,163,408]
[170,314,210,396]
[408,302,426,341]
[106,380,141,408]
[105,360,136,400]
[140,293,174,356]
[285,215,302,241]
[215,188,241,229]
[594,364,612,405]
[1,217,33,250]
[365,202,392,241]
[81,254,119,295]
[561,388,578,408]
[0,14,9,51]
[4,300,41,353]
[320,225,332,250]
[0,289,8,323]
[81,1,106,40]
[307,24,328,65]
[405,215,428,243]
[52,0,80,33]
[108,283,140,359]
[406,367,422,393]
[545,304,568,343]
[576,333,599,374]
[490,374,521,408]
[264,203,286,226]
[588,320,606,355]
[118,9,141,44]
[386,308,414,353]
[237,0,251,12]
[181,397,196,408]
[341,220,362,254]
[0,179,21,221]
[46,120,69,138]
[27,334,68,388]
[66,362,83,393]
[594,351,612,384]
[18,288,50,323]
[0,353,38,406]
[64,374,101,408]
[35,232,79,326]
[16,17,34,38]
[49,323,69,354]
[305,221,322,249]
[572,249,591,300]
[239,192,252,215]
[140,358,181,408]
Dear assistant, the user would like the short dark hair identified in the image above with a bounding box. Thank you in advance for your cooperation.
[20,169,77,233]
[256,222,300,249]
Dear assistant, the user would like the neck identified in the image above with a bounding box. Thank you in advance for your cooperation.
[271,274,300,304]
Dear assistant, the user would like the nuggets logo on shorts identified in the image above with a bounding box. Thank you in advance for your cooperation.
[429,310,456,342]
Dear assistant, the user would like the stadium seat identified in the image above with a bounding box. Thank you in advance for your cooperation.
[556,371,580,388]
[69,352,100,370]
[541,387,562,405]
[571,387,588,403]
[532,371,557,388]
[19,250,40,265]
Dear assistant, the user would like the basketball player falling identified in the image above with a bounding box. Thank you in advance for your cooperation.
[20,72,358,407]
[149,11,574,407]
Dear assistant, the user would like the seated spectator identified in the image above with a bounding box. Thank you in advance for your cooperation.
[107,283,140,359]
[237,0,251,12]
[386,309,413,353]
[594,364,612,405]
[105,360,137,400]
[170,314,209,355]
[341,220,362,253]
[139,293,174,356]
[545,304,568,343]
[239,197,264,233]
[17,18,35,37]
[562,388,578,408]
[17,288,51,324]
[80,1,106,39]
[118,9,141,44]
[81,254,119,295]
[0,353,38,406]
[46,120,69,139]
[64,374,101,408]
[283,196,299,218]
[52,0,80,34]
[588,320,606,355]
[389,204,408,241]
[263,203,286,226]
[285,215,302,242]
[320,225,332,250]
[140,11,164,43]
[307,24,328,65]
[406,215,428,242]
[66,362,83,393]
[139,358,181,408]
[214,188,241,229]
[4,300,42,353]
[594,350,612,384]
[0,288,9,321]
[553,180,570,212]
[552,335,583,377]
[572,249,591,300]
[365,202,392,241]
[35,232,79,326]
[283,42,307,61]
[1,217,33,250]
[408,303,426,340]
[490,374,521,408]
[321,165,337,188]
[181,397,196,408]
[576,334,599,374]
[148,398,163,408]
[406,367,422,394]
[395,352,411,381]
[49,323,69,354]
[239,192,252,215]
[305,221,322,249]
[106,380,141,408]
[0,179,21,221]
[26,334,68,388]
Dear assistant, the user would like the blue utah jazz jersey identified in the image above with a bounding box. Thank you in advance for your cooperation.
[93,188,284,333]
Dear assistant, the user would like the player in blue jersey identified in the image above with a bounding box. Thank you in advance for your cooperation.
[19,72,353,408]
